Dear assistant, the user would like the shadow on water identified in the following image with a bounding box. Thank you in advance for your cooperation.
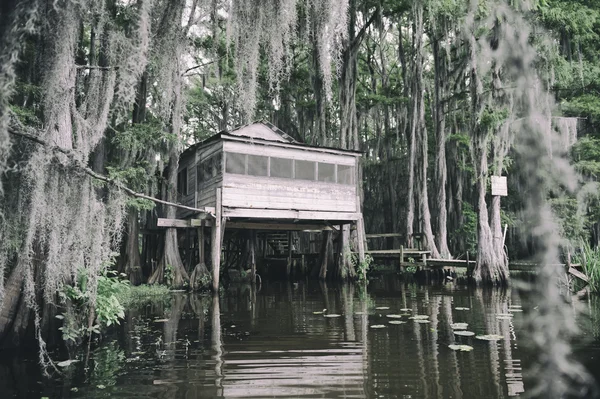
[2,276,600,398]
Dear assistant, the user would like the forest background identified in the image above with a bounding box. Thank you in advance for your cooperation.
[1,0,600,351]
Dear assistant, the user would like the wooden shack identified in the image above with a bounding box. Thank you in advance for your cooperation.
[172,122,365,289]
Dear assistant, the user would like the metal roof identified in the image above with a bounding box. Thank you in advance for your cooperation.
[181,122,362,158]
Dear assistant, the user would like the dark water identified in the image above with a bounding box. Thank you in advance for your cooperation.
[3,276,600,398]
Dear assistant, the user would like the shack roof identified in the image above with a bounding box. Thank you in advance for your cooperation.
[181,122,362,158]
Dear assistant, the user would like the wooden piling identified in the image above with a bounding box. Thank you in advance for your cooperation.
[249,230,256,284]
[399,245,404,270]
[211,188,223,292]
[286,231,293,278]
[197,222,205,265]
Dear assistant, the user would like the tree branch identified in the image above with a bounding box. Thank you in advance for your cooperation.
[7,126,215,217]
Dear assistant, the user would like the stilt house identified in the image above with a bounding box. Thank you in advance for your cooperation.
[177,122,363,223]
[172,122,366,289]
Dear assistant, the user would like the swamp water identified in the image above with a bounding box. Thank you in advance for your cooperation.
[2,276,600,398]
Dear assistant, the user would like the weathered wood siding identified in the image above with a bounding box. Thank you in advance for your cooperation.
[176,142,223,219]
[221,141,358,214]
[196,142,223,210]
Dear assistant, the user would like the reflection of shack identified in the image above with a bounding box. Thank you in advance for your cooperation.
[170,122,366,288]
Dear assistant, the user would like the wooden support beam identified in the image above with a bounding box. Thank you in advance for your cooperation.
[366,233,404,238]
[211,188,223,292]
[198,223,205,266]
[250,230,257,284]
[286,231,293,278]
[223,208,360,221]
[226,222,335,231]
[157,215,213,228]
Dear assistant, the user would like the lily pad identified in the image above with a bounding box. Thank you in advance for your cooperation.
[97,385,106,390]
[509,305,522,308]
[386,314,403,319]
[313,311,324,315]
[154,318,169,323]
[415,319,431,324]
[409,315,429,320]
[375,306,390,310]
[57,359,79,368]
[355,311,365,315]
[508,308,523,312]
[455,307,470,311]
[496,315,513,320]
[454,330,475,336]
[370,324,386,329]
[450,323,469,330]
[449,344,474,352]
[400,308,412,312]
[388,320,406,325]
[475,334,504,341]
[324,314,341,318]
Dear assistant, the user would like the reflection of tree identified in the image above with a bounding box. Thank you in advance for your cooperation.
[441,296,463,399]
[163,294,187,360]
[190,294,210,343]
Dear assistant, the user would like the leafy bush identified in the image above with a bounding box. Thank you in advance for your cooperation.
[58,268,130,343]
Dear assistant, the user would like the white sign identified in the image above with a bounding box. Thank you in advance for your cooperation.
[491,176,508,196]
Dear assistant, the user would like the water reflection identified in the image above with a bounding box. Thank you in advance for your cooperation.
[3,277,600,398]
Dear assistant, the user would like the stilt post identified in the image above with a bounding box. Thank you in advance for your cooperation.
[211,188,223,292]
[399,245,404,270]
[286,231,293,278]
[250,230,257,284]
[198,221,205,265]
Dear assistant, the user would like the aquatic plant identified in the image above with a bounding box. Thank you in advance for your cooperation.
[574,241,600,292]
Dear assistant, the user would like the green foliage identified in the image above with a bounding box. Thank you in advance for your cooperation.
[89,341,126,389]
[571,136,600,178]
[573,241,600,293]
[352,253,373,283]
[451,202,478,255]
[549,197,586,243]
[479,107,509,131]
[116,284,171,307]
[563,95,600,124]
[405,265,417,274]
[58,265,130,344]
[9,104,41,127]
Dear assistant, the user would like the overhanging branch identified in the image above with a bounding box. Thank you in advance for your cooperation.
[7,126,215,217]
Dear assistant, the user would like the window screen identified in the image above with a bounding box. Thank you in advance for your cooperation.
[318,162,336,182]
[247,154,268,176]
[177,168,188,195]
[197,153,222,185]
[295,160,316,180]
[337,164,355,185]
[270,157,293,178]
[225,152,246,174]
[211,153,222,177]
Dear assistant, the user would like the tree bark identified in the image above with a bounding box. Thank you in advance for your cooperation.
[432,35,451,259]
[149,153,189,288]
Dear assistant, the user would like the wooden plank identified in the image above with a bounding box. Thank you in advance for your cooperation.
[223,207,360,221]
[568,266,589,284]
[367,249,431,255]
[226,222,334,231]
[426,259,476,268]
[367,233,403,238]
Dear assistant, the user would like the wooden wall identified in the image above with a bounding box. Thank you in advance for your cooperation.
[176,138,360,220]
[221,141,358,214]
